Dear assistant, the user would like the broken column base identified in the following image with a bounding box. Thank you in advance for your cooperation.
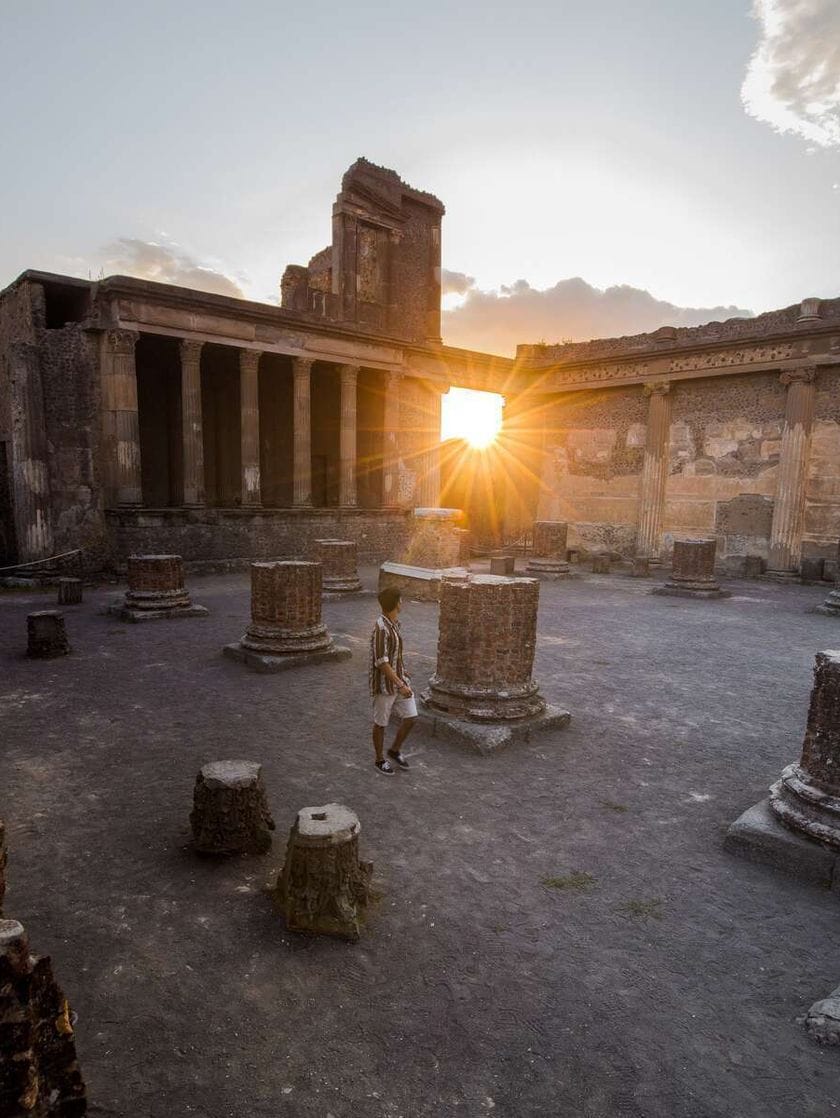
[763,568,802,584]
[724,798,840,892]
[322,577,367,597]
[801,985,840,1046]
[108,595,208,622]
[418,701,571,755]
[525,558,571,579]
[816,590,840,616]
[652,582,731,600]
[378,561,469,602]
[223,642,351,673]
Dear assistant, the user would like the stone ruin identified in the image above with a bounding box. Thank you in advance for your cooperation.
[526,521,571,578]
[274,803,373,942]
[652,538,731,599]
[223,560,350,672]
[26,611,70,659]
[490,554,515,576]
[420,574,570,752]
[314,539,363,594]
[0,919,87,1116]
[56,578,83,606]
[818,540,840,616]
[726,649,840,889]
[190,761,275,855]
[109,554,207,622]
[379,507,468,602]
[591,554,611,575]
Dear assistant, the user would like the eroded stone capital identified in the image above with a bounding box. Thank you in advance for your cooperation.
[293,357,314,379]
[179,338,204,364]
[643,380,671,397]
[780,367,816,387]
[105,329,139,355]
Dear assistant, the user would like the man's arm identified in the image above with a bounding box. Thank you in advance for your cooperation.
[380,661,412,696]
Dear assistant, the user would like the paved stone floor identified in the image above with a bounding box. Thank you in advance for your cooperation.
[2,566,840,1117]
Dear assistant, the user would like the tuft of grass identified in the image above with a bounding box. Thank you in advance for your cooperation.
[541,871,596,891]
[600,799,628,813]
[617,898,663,920]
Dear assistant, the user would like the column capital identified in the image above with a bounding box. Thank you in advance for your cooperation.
[292,357,314,377]
[105,329,139,355]
[780,367,816,387]
[339,363,360,382]
[239,348,262,373]
[180,338,204,363]
[643,380,671,397]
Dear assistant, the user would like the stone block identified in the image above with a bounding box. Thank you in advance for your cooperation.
[631,557,650,578]
[743,555,765,578]
[653,538,731,599]
[378,561,468,602]
[418,703,571,755]
[800,557,825,584]
[591,554,610,574]
[490,555,515,576]
[57,578,83,605]
[190,761,275,855]
[724,799,837,888]
[27,611,70,658]
[314,539,363,593]
[802,985,840,1046]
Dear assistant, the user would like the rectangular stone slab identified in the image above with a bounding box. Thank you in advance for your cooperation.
[724,798,839,890]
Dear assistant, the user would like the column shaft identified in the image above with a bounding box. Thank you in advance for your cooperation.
[339,364,358,507]
[10,342,54,562]
[101,329,141,506]
[418,384,442,508]
[382,371,402,506]
[768,370,816,572]
[240,350,262,506]
[636,382,672,558]
[179,340,204,506]
[292,358,313,507]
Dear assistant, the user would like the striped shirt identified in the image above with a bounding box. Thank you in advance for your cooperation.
[370,614,407,696]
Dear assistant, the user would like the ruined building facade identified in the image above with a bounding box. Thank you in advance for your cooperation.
[1,158,839,575]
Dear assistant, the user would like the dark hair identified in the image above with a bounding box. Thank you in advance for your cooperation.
[378,586,402,613]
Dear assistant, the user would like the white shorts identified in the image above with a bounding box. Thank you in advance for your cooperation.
[372,691,418,727]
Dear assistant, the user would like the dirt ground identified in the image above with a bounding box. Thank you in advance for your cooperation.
[2,565,840,1118]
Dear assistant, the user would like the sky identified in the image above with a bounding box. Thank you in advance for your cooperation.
[1,0,838,356]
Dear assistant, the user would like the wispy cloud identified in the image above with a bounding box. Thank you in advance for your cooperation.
[100,238,245,298]
[742,0,840,147]
[442,276,752,356]
[440,268,476,296]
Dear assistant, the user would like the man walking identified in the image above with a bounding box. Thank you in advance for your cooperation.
[370,586,416,775]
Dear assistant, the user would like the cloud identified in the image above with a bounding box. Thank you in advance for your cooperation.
[441,277,753,356]
[742,0,840,147]
[440,268,476,296]
[100,238,245,298]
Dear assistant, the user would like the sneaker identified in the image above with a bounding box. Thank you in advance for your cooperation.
[375,759,396,776]
[387,750,410,770]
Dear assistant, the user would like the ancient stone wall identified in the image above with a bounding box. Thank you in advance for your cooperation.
[804,366,840,557]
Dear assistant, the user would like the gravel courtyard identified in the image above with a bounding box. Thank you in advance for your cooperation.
[2,566,840,1117]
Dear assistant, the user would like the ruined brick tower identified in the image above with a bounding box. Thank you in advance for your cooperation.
[281,159,444,344]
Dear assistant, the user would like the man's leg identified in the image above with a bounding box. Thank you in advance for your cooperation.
[389,716,416,754]
[372,723,386,763]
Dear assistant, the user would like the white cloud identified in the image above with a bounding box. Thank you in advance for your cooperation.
[442,276,752,356]
[742,0,840,147]
[440,268,476,296]
[100,238,245,298]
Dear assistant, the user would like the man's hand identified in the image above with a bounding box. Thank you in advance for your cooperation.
[399,681,413,698]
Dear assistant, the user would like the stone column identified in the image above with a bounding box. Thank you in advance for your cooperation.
[417,384,443,508]
[339,364,359,507]
[240,349,262,506]
[101,329,141,506]
[527,521,570,577]
[179,339,204,506]
[190,761,275,854]
[111,554,207,620]
[315,539,362,592]
[10,341,54,562]
[292,358,313,507]
[653,537,730,599]
[636,381,672,560]
[768,369,817,575]
[382,370,402,507]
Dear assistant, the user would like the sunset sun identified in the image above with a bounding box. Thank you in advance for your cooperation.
[440,386,504,448]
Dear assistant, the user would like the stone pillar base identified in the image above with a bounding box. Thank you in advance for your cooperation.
[418,700,571,755]
[109,596,209,622]
[240,621,333,655]
[725,798,840,891]
[770,764,840,850]
[27,611,70,658]
[817,590,840,616]
[652,580,731,599]
[190,761,275,855]
[421,676,547,723]
[525,557,571,578]
[630,558,651,578]
[223,641,350,673]
[763,568,802,584]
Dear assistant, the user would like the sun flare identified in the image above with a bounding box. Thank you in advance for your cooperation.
[440,387,504,449]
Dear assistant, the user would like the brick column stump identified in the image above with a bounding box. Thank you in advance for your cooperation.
[190,761,275,855]
[314,539,363,594]
[726,650,840,890]
[818,541,840,616]
[591,554,611,574]
[27,611,70,659]
[527,521,571,578]
[653,539,730,599]
[224,561,350,672]
[57,578,83,605]
[419,574,570,752]
[110,555,208,621]
[274,803,373,942]
[0,919,87,1116]
[490,554,515,576]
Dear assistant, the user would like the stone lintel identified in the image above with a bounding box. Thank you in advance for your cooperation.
[724,798,840,890]
[418,702,571,755]
[222,643,351,673]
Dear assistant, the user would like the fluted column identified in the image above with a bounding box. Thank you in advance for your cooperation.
[768,369,817,573]
[418,384,443,508]
[292,358,313,507]
[179,339,204,506]
[339,364,359,507]
[382,370,402,507]
[101,329,141,506]
[10,342,54,561]
[240,349,262,507]
[636,381,672,559]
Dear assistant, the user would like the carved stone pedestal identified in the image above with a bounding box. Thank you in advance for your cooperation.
[274,803,373,942]
[190,761,275,855]
[818,542,840,616]
[27,611,70,659]
[224,561,350,672]
[726,650,840,891]
[420,574,570,753]
[591,554,611,575]
[527,521,570,577]
[57,578,83,605]
[110,555,207,621]
[0,919,87,1116]
[653,538,730,599]
[314,539,363,594]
